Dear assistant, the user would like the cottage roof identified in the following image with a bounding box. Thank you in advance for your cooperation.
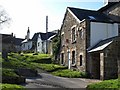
[13,38,24,45]
[48,34,57,41]
[98,2,119,12]
[22,39,31,43]
[0,34,24,45]
[88,37,118,53]
[68,7,114,23]
[32,32,56,41]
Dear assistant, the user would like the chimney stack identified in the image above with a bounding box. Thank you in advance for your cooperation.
[46,16,48,54]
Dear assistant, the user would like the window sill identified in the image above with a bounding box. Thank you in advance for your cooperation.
[71,40,76,44]
[72,64,76,67]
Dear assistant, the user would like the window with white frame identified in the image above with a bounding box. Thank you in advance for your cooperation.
[71,27,76,42]
[79,27,84,39]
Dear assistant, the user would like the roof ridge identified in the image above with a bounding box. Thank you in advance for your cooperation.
[68,7,98,12]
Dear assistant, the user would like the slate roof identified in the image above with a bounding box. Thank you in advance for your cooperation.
[88,36,118,53]
[68,7,114,23]
[98,2,119,12]
[0,34,24,45]
[32,32,56,41]
[13,38,24,45]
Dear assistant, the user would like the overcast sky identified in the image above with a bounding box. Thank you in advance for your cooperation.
[0,0,104,38]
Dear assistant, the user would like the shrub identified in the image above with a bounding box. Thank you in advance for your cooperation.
[2,68,25,84]
[2,68,19,77]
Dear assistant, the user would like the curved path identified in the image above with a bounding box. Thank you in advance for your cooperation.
[22,72,100,89]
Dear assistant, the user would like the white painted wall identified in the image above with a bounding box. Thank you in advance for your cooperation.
[90,22,118,46]
[42,41,47,53]
[21,41,33,51]
[37,34,43,53]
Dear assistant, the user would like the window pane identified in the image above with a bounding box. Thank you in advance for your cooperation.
[80,55,82,66]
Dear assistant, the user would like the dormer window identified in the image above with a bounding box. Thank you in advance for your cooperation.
[88,16,96,20]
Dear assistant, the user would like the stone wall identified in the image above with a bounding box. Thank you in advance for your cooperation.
[76,21,88,72]
[60,9,89,72]
[102,3,120,35]
[103,37,120,79]
[60,10,79,66]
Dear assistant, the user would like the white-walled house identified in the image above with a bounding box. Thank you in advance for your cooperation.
[21,28,56,53]
[21,39,33,51]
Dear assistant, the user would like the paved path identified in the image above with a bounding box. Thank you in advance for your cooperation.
[22,72,101,89]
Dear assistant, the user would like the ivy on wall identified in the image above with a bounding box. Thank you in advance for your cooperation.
[52,30,60,61]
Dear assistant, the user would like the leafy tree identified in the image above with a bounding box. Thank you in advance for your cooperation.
[52,30,60,63]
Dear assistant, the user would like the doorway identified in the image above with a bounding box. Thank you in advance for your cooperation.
[91,53,100,79]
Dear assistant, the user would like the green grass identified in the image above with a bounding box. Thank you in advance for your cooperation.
[52,69,87,78]
[1,68,19,77]
[2,57,36,70]
[8,53,51,61]
[87,79,119,89]
[2,53,51,70]
[2,52,88,78]
[1,84,26,90]
[21,53,51,62]
[31,63,67,72]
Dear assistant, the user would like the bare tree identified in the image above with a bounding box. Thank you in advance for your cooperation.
[0,6,11,30]
[0,6,11,61]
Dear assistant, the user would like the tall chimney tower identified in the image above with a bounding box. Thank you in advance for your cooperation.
[27,27,30,41]
[46,16,48,54]
[46,16,48,36]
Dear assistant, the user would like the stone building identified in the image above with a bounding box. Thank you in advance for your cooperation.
[98,1,120,79]
[60,6,120,80]
[99,2,120,35]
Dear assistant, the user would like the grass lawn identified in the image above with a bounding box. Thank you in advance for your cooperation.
[2,53,88,78]
[32,63,67,72]
[87,79,119,89]
[2,53,52,70]
[0,84,26,90]
[52,69,87,78]
[1,68,19,77]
